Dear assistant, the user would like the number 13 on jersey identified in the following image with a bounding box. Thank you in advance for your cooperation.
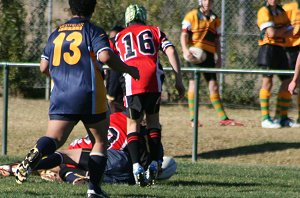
[52,32,83,66]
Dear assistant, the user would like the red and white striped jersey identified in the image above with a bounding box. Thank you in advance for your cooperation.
[113,24,173,96]
[68,112,127,151]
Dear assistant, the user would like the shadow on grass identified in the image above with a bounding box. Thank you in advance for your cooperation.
[175,142,300,159]
[167,180,260,187]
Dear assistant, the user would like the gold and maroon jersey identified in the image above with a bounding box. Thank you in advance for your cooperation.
[182,8,221,53]
[283,2,300,46]
[257,5,290,46]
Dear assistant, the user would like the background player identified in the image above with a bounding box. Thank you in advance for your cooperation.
[111,4,185,186]
[14,0,139,198]
[279,0,300,127]
[181,0,243,127]
[257,0,294,128]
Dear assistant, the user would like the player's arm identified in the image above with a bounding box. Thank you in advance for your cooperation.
[257,7,293,39]
[265,25,293,38]
[288,52,300,94]
[40,59,50,76]
[98,50,139,80]
[181,14,195,60]
[164,46,186,98]
[92,28,139,80]
[180,32,190,56]
[40,46,51,76]
[180,31,195,62]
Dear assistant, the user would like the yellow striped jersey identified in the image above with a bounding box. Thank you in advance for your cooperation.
[182,8,221,53]
[283,2,300,46]
[257,5,290,46]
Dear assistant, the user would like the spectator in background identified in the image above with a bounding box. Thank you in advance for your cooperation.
[14,0,139,198]
[181,0,243,127]
[257,0,293,128]
[111,4,185,186]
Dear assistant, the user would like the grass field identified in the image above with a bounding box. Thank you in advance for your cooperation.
[1,97,300,197]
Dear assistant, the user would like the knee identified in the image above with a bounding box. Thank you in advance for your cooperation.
[208,82,219,94]
[262,78,273,90]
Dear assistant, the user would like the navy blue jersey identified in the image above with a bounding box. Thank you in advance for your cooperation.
[42,17,110,114]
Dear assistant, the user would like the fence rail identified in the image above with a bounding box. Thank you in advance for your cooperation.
[0,62,296,161]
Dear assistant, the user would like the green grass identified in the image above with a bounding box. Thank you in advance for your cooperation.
[1,157,300,198]
[1,99,300,197]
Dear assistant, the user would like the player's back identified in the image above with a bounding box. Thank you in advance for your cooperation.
[116,24,161,64]
[114,24,166,95]
[43,17,108,114]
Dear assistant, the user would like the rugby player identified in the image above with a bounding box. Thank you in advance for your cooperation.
[111,4,185,186]
[14,0,139,197]
[181,0,243,127]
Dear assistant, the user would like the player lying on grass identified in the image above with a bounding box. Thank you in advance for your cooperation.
[0,111,176,185]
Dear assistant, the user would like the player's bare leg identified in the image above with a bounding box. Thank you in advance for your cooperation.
[16,120,75,184]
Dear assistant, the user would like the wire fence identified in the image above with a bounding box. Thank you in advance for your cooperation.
[0,62,296,157]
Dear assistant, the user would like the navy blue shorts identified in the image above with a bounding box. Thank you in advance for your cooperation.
[49,112,107,124]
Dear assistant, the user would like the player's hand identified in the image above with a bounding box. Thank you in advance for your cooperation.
[183,50,198,64]
[288,81,297,95]
[185,51,198,64]
[128,66,140,80]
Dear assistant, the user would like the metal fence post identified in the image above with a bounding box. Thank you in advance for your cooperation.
[2,63,9,155]
[45,0,53,100]
[192,70,200,162]
[219,0,226,97]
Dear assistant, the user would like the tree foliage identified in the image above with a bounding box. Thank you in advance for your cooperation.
[0,0,48,97]
[0,0,26,62]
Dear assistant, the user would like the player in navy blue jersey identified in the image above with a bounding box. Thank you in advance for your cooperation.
[14,0,139,198]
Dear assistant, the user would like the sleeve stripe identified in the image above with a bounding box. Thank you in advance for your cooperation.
[96,47,113,61]
[162,41,173,51]
[260,22,275,31]
[182,20,191,31]
[41,55,49,60]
